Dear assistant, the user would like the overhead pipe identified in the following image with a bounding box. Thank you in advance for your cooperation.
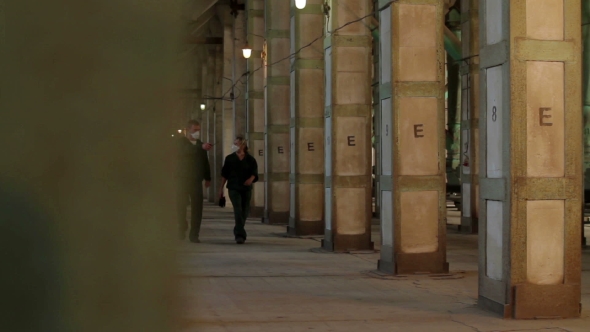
[444,26,462,61]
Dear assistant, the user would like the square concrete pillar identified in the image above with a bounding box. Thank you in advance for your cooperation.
[323,0,374,252]
[213,46,224,202]
[233,12,248,138]
[372,0,381,219]
[478,0,582,319]
[288,0,325,236]
[222,26,235,200]
[459,0,480,233]
[246,0,265,218]
[222,25,234,149]
[378,0,448,274]
[203,47,217,201]
[263,0,291,225]
[584,1,590,197]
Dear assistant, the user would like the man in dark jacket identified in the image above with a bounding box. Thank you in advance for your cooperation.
[176,120,212,242]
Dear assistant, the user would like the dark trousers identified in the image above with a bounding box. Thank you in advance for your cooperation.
[228,189,252,240]
[177,179,204,241]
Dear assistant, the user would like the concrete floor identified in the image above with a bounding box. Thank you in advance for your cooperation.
[177,203,590,332]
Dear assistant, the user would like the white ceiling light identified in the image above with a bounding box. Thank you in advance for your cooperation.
[242,44,252,59]
[295,0,306,10]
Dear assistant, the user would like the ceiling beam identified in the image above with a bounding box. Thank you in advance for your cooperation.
[188,5,216,35]
[188,0,219,21]
[186,37,223,45]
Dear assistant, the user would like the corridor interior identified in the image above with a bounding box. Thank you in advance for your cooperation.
[177,203,590,332]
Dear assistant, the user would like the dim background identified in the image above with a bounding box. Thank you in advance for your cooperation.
[0,0,189,331]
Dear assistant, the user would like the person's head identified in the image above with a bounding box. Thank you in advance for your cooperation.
[232,135,248,154]
[186,120,201,141]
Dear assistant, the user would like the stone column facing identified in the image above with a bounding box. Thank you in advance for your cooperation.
[234,12,248,138]
[323,0,374,252]
[213,45,224,204]
[203,47,216,201]
[222,25,234,200]
[459,0,480,233]
[206,47,217,201]
[478,0,582,319]
[192,49,203,121]
[263,0,291,224]
[224,25,235,163]
[247,0,265,218]
[378,0,448,274]
[288,0,325,236]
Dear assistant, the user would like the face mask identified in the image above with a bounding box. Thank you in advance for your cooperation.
[190,131,200,140]
[231,144,240,153]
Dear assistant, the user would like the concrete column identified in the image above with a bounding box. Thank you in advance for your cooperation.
[446,28,462,194]
[213,45,224,203]
[459,0,480,233]
[478,0,582,318]
[583,0,590,248]
[199,60,208,130]
[234,12,248,137]
[378,1,448,274]
[206,47,216,201]
[323,0,373,252]
[205,45,221,202]
[372,0,381,219]
[192,49,203,121]
[263,0,291,224]
[222,25,234,192]
[246,0,265,218]
[583,2,590,197]
[222,25,234,143]
[288,1,325,235]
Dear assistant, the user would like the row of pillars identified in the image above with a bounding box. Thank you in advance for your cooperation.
[194,0,585,319]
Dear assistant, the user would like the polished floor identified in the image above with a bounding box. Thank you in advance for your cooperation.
[177,203,590,332]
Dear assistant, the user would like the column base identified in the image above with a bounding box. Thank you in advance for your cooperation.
[396,252,449,275]
[478,295,511,319]
[249,206,264,219]
[459,216,478,234]
[287,218,324,236]
[321,229,373,252]
[512,284,581,319]
[378,247,448,275]
[262,211,289,225]
[478,285,582,319]
[377,259,395,275]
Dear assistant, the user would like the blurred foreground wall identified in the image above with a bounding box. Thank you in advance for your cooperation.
[0,1,185,330]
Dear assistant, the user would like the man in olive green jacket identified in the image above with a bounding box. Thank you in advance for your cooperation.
[176,120,212,242]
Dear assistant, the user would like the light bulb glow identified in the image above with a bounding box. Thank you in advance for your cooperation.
[178,129,182,133]
[242,47,252,59]
[200,104,206,110]
[295,0,306,9]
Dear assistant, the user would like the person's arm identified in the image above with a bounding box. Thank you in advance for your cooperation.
[199,138,213,151]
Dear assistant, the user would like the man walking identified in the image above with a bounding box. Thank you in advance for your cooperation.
[176,120,212,243]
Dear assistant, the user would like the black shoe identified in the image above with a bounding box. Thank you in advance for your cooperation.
[190,238,201,243]
[236,237,245,244]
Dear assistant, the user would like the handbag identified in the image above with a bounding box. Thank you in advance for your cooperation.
[218,195,226,208]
